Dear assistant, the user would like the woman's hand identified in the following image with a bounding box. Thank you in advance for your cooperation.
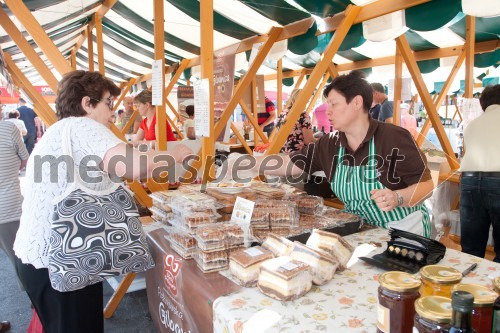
[370,188,398,212]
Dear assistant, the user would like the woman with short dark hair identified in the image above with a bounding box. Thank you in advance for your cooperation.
[13,70,192,333]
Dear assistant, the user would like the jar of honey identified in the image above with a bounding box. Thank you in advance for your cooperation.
[420,265,462,298]
[494,277,500,294]
[413,296,452,332]
[452,283,497,333]
[377,271,421,333]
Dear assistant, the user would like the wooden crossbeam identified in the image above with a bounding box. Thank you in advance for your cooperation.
[231,123,253,155]
[239,100,269,144]
[165,99,182,123]
[114,78,136,112]
[306,74,330,115]
[0,7,59,91]
[266,5,361,155]
[121,110,140,135]
[294,69,307,89]
[87,25,95,72]
[165,59,191,97]
[251,79,259,147]
[4,0,73,75]
[393,46,403,126]
[277,59,283,115]
[95,14,105,75]
[416,48,466,146]
[464,16,475,98]
[396,34,459,170]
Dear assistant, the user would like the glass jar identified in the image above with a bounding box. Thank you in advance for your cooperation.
[452,283,497,333]
[420,265,462,298]
[494,277,500,295]
[377,271,421,333]
[413,296,452,333]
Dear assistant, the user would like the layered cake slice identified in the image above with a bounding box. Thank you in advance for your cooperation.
[258,256,312,301]
[261,233,295,257]
[195,249,228,273]
[306,229,354,271]
[229,246,273,287]
[195,226,226,251]
[224,224,245,249]
[290,242,338,285]
[250,209,269,229]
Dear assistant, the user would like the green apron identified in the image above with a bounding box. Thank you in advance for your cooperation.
[331,138,431,238]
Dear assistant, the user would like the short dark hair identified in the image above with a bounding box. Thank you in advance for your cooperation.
[185,104,194,117]
[117,109,124,116]
[55,70,121,120]
[323,70,373,112]
[134,89,152,104]
[479,84,500,111]
[9,110,19,119]
[19,98,26,104]
[370,82,385,94]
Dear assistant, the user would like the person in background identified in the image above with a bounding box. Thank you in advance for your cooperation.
[183,105,196,140]
[275,89,313,153]
[6,110,27,137]
[132,90,176,146]
[369,100,381,120]
[460,84,500,262]
[312,100,334,134]
[0,106,29,333]
[13,70,192,333]
[114,109,124,127]
[371,82,394,124]
[258,97,277,137]
[119,96,142,134]
[400,103,418,139]
[17,98,37,154]
[34,117,45,142]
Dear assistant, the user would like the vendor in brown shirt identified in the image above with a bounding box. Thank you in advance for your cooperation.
[225,70,434,237]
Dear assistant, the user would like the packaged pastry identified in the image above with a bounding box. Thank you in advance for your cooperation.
[150,191,183,210]
[224,224,246,249]
[290,242,338,285]
[170,212,216,232]
[321,207,361,223]
[250,209,270,229]
[253,185,286,199]
[195,249,228,273]
[258,256,312,301]
[194,226,227,252]
[269,208,294,228]
[262,233,295,257]
[150,206,171,223]
[306,229,354,271]
[290,195,324,215]
[229,246,273,287]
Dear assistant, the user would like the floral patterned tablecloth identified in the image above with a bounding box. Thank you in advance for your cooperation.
[213,228,500,333]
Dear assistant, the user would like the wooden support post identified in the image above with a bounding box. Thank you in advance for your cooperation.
[294,69,307,89]
[416,49,466,146]
[277,59,283,116]
[231,123,253,155]
[396,35,459,170]
[4,0,73,75]
[239,101,269,143]
[165,59,191,97]
[165,99,183,125]
[306,73,330,115]
[464,16,475,98]
[70,50,77,70]
[153,0,167,152]
[251,79,259,148]
[393,45,403,126]
[114,78,136,112]
[200,0,216,183]
[95,14,105,75]
[266,5,361,155]
[87,25,95,72]
[0,7,59,91]
[103,273,136,319]
[121,110,140,135]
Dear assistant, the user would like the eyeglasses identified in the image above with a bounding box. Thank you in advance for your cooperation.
[90,96,114,110]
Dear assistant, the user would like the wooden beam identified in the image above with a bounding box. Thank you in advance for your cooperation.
[393,46,403,126]
[200,0,216,183]
[396,34,459,170]
[73,0,118,54]
[319,0,431,35]
[416,48,466,146]
[165,59,191,97]
[4,53,58,126]
[294,69,307,89]
[121,110,139,135]
[0,7,59,91]
[95,14,105,75]
[214,27,283,140]
[251,79,259,147]
[267,5,361,155]
[87,25,95,72]
[153,0,167,151]
[114,78,136,112]
[239,101,269,143]
[277,59,283,115]
[70,50,77,70]
[464,16,475,98]
[4,0,73,75]
[306,73,330,115]
[231,123,253,155]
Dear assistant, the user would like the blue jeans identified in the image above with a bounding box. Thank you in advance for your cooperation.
[460,175,500,263]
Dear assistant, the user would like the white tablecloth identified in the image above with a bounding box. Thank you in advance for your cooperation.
[213,228,499,333]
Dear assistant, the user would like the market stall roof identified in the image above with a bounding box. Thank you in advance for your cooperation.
[0,0,499,87]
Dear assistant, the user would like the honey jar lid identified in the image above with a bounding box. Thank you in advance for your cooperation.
[420,265,462,285]
[452,284,497,306]
[379,271,421,292]
[415,296,452,323]
[494,277,500,294]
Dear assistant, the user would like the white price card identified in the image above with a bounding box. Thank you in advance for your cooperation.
[194,78,210,137]
[151,60,163,106]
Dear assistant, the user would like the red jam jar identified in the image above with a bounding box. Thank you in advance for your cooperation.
[451,283,497,333]
[413,296,452,332]
[377,271,421,333]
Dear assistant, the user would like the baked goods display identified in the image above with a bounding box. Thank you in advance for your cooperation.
[224,224,246,249]
[257,256,312,301]
[250,209,269,230]
[306,229,354,271]
[321,207,361,223]
[194,226,227,252]
[289,195,324,215]
[262,233,294,257]
[195,249,228,273]
[229,246,273,287]
[149,206,171,224]
[290,242,338,285]
[253,185,286,199]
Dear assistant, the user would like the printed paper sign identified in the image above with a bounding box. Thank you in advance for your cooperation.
[231,196,255,225]
[194,78,211,137]
[151,60,163,106]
